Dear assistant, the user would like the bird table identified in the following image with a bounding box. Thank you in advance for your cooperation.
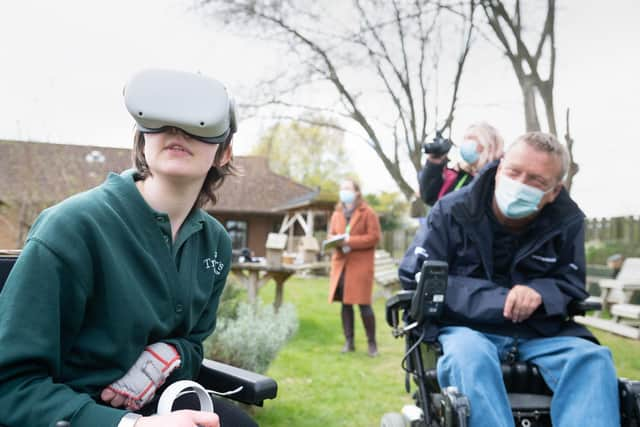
[230,261,328,312]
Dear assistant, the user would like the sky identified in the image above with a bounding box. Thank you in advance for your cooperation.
[1,0,639,219]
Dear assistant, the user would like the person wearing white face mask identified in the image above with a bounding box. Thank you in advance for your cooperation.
[418,122,504,206]
[399,132,619,427]
[327,179,382,356]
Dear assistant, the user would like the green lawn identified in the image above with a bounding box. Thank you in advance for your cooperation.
[592,329,640,379]
[249,276,640,426]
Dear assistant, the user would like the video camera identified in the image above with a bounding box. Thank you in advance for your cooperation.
[422,131,452,157]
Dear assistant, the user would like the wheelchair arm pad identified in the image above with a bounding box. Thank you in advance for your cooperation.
[196,358,277,406]
[567,299,602,316]
[385,290,414,327]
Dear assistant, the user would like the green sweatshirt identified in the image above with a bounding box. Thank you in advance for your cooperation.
[0,170,231,427]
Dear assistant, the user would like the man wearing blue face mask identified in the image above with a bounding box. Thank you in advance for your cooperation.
[399,132,619,427]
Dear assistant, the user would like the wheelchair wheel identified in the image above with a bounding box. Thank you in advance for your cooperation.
[380,412,407,427]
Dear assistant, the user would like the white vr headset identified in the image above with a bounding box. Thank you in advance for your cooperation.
[124,68,237,144]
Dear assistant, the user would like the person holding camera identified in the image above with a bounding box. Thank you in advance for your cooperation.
[419,122,504,206]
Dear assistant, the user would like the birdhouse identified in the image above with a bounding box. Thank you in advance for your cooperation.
[265,233,288,268]
[299,236,319,263]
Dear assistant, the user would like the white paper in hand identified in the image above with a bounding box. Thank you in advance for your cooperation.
[321,234,347,251]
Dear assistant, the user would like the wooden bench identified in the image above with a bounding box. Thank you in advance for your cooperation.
[594,258,640,315]
[574,314,640,340]
[611,303,640,323]
[575,258,640,339]
[586,263,615,296]
[374,249,400,299]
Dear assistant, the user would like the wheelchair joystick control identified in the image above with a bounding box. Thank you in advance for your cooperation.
[410,260,448,325]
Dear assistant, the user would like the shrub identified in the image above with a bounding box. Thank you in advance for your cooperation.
[204,301,299,374]
[215,277,245,321]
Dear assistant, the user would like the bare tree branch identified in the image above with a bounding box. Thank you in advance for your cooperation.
[198,0,473,200]
[479,0,576,190]
[439,0,476,135]
[353,0,413,129]
[352,5,412,158]
[251,112,374,144]
[563,107,578,192]
[391,0,418,147]
[240,100,352,120]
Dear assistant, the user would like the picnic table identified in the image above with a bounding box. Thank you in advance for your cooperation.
[230,260,329,311]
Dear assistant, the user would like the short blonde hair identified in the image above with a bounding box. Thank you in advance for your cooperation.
[510,131,569,181]
[464,122,504,171]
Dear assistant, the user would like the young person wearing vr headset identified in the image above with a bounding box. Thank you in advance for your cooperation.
[0,69,256,427]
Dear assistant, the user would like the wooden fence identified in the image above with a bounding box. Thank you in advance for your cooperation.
[379,227,419,260]
[585,216,640,242]
[376,216,640,262]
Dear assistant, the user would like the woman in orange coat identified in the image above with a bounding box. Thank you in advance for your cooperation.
[327,178,381,356]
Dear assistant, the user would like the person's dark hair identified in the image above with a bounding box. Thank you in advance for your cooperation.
[132,129,237,208]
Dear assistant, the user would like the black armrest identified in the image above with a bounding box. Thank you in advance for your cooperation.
[385,290,414,327]
[0,255,18,292]
[196,358,277,406]
[48,361,277,425]
[567,299,602,316]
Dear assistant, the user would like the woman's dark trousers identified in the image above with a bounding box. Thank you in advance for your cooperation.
[341,304,378,356]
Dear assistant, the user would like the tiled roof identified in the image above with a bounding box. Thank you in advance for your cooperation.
[0,140,318,214]
[211,156,318,214]
[271,188,337,212]
[0,140,132,204]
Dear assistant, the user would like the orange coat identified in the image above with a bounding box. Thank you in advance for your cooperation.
[327,201,381,305]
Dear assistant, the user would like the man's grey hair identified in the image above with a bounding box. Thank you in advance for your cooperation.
[509,132,569,181]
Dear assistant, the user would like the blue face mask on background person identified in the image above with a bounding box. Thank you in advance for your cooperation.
[339,190,356,205]
[460,139,480,164]
[495,174,552,219]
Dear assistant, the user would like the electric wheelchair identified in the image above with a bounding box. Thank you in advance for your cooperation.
[381,260,640,427]
[0,253,277,426]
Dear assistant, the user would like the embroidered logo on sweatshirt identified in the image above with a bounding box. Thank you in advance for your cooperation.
[203,251,225,275]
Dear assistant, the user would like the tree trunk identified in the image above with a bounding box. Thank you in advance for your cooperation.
[520,76,541,132]
[539,82,557,136]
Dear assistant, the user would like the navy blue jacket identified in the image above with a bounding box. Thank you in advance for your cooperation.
[399,161,594,341]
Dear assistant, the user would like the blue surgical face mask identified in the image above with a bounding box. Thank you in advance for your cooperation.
[495,174,553,219]
[460,139,480,165]
[339,190,356,205]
